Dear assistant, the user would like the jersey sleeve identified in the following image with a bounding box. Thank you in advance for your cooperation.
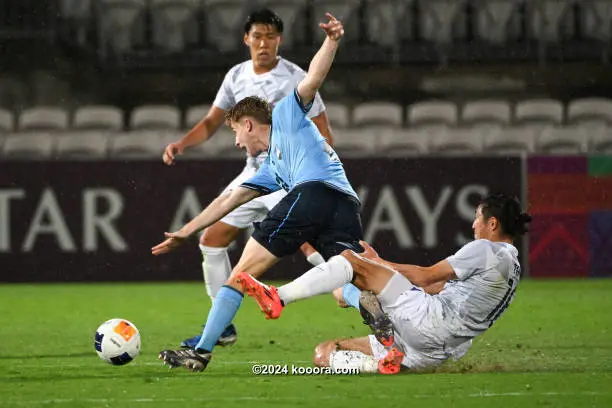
[212,70,235,111]
[240,160,281,195]
[273,89,313,133]
[446,240,495,281]
[307,91,325,119]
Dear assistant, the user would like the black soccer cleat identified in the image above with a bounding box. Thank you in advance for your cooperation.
[358,290,395,347]
[159,349,212,372]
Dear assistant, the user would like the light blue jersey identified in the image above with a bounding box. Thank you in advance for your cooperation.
[241,90,359,201]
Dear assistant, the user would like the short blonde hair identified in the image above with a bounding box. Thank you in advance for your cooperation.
[226,96,272,125]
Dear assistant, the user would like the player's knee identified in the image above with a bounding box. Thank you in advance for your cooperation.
[200,223,239,247]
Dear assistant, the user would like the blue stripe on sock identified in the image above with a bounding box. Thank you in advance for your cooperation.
[268,192,302,243]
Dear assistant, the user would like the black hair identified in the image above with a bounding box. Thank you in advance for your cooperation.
[479,193,532,239]
[244,8,284,34]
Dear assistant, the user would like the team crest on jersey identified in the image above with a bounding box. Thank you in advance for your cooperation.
[275,146,282,160]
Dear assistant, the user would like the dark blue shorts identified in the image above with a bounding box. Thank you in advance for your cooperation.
[251,182,363,260]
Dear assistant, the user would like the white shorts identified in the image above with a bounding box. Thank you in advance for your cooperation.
[368,272,472,370]
[220,159,286,229]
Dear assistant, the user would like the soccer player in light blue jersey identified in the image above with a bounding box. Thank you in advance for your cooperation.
[152,13,361,373]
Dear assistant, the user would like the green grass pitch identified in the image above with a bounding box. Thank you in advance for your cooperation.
[1,279,611,407]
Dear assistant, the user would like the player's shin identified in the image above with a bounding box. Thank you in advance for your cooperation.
[330,350,378,373]
[200,245,232,299]
[194,286,243,353]
[277,255,353,305]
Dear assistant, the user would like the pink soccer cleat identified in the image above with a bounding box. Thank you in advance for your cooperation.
[236,272,283,319]
[378,348,404,375]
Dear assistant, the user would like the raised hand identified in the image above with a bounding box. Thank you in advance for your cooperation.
[162,142,184,165]
[151,230,190,255]
[319,13,344,41]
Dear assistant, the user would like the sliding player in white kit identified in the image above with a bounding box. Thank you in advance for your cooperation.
[242,193,531,374]
[161,9,332,349]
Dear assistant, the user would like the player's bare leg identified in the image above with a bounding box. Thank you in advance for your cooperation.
[180,221,241,349]
[314,336,404,375]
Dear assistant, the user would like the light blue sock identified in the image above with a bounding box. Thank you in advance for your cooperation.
[195,285,243,352]
[342,283,360,309]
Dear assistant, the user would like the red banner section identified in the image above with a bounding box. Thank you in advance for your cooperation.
[0,158,522,282]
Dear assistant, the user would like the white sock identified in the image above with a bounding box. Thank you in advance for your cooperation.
[306,251,325,266]
[329,350,378,373]
[200,245,232,299]
[277,255,353,305]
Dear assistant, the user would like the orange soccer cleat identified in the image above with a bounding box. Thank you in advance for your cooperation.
[378,348,404,375]
[236,272,283,319]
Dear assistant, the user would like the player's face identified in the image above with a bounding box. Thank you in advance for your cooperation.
[230,119,262,156]
[244,24,282,69]
[472,206,487,240]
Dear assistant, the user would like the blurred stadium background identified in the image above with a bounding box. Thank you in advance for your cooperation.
[1,0,612,281]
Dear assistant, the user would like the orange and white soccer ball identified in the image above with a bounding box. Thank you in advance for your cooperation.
[94,318,141,365]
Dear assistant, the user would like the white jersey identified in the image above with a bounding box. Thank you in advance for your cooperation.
[441,239,521,338]
[213,57,326,165]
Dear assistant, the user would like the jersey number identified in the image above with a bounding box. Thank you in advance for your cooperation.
[486,263,520,327]
[275,174,290,191]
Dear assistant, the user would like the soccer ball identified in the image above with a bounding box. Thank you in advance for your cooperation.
[94,318,141,365]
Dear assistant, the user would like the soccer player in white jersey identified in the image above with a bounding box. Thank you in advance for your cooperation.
[161,9,333,349]
[243,193,531,374]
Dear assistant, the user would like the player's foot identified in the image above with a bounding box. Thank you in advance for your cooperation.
[159,349,212,372]
[179,324,238,349]
[378,347,404,375]
[358,290,394,347]
[236,272,283,319]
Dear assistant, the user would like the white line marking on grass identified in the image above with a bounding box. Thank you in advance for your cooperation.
[2,391,608,405]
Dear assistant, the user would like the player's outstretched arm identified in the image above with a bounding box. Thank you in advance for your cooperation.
[162,106,227,165]
[358,241,457,290]
[151,187,261,255]
[296,13,344,107]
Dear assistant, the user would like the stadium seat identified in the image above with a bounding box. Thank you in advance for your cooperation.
[526,0,576,42]
[0,108,14,132]
[363,0,412,47]
[19,107,69,131]
[109,131,164,158]
[185,105,212,129]
[311,0,361,44]
[332,128,379,157]
[590,127,612,153]
[170,126,241,158]
[323,102,350,128]
[378,128,429,156]
[150,0,199,53]
[96,0,147,56]
[579,1,612,41]
[473,0,522,44]
[483,127,538,155]
[461,100,511,127]
[407,101,458,128]
[2,133,55,159]
[514,99,564,126]
[261,0,309,49]
[538,127,589,155]
[73,106,124,131]
[55,131,110,159]
[418,0,468,43]
[352,102,403,128]
[130,105,181,130]
[567,98,612,126]
[200,0,257,53]
[429,128,483,155]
